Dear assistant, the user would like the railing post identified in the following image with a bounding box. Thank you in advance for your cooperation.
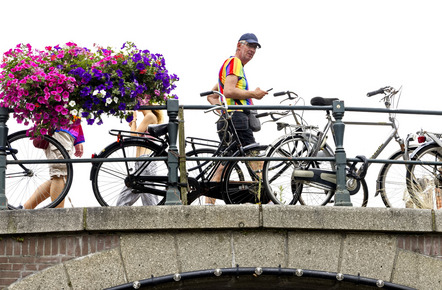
[178,107,188,205]
[332,100,352,206]
[165,99,182,205]
[0,107,9,209]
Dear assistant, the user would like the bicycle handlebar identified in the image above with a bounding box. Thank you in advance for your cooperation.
[200,90,229,113]
[273,91,299,99]
[367,87,388,97]
[256,111,290,122]
[200,91,214,97]
[255,112,269,118]
[273,91,287,97]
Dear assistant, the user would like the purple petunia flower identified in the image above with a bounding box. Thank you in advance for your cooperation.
[132,53,142,63]
[136,63,145,70]
[118,103,126,110]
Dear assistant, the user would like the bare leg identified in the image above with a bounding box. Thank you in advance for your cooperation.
[436,188,441,209]
[206,164,225,205]
[51,176,66,208]
[23,180,51,209]
[249,161,263,179]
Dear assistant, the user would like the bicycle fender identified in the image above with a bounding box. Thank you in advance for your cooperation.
[6,130,28,141]
[267,133,313,150]
[409,141,438,159]
[229,143,266,157]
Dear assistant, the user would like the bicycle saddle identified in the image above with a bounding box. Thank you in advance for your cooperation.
[310,96,339,106]
[148,123,168,137]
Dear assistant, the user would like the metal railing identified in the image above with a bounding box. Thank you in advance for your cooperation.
[1,99,442,209]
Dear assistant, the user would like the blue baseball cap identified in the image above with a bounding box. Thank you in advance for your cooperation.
[238,33,261,48]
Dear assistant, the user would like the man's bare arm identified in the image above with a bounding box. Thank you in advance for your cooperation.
[223,75,267,100]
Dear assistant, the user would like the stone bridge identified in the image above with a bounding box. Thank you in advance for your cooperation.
[0,205,441,289]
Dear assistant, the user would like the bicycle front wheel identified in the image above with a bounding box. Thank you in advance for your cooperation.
[377,146,418,208]
[263,135,335,205]
[91,140,168,206]
[222,145,269,204]
[405,143,442,209]
[6,130,73,209]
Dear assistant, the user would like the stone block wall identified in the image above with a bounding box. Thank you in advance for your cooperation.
[0,205,440,289]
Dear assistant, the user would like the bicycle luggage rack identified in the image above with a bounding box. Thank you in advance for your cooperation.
[108,129,165,144]
[186,136,220,149]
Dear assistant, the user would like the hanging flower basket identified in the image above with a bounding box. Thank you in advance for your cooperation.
[0,42,179,136]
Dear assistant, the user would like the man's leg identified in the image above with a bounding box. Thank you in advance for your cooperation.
[206,164,224,205]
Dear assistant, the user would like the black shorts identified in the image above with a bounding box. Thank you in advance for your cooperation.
[217,111,256,146]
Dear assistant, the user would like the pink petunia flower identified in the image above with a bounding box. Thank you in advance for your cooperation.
[26,103,35,111]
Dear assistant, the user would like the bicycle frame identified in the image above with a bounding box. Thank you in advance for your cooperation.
[314,93,414,172]
[185,112,265,201]
[265,87,416,204]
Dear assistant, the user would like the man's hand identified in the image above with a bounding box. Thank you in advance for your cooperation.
[252,87,268,100]
[74,144,83,158]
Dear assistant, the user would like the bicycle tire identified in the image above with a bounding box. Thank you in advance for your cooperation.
[222,145,269,204]
[6,130,73,209]
[405,142,442,209]
[263,134,335,205]
[91,139,168,206]
[377,146,418,208]
[345,176,369,207]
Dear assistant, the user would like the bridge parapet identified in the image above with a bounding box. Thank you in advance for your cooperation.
[0,206,441,289]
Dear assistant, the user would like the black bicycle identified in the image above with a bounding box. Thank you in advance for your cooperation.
[89,91,268,206]
[5,130,73,209]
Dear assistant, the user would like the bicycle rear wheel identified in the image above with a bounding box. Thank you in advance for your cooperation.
[91,139,168,206]
[185,148,224,205]
[405,143,442,209]
[222,145,269,204]
[377,146,418,208]
[6,130,73,209]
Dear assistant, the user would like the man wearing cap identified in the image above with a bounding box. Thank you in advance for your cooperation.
[206,33,268,193]
[208,32,268,146]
